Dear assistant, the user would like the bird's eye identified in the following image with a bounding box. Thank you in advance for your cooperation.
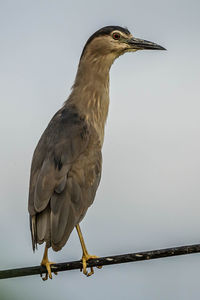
[112,32,121,40]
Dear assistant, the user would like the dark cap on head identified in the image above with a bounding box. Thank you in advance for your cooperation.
[81,26,130,58]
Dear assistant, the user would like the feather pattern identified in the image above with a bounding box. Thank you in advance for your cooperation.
[28,104,102,251]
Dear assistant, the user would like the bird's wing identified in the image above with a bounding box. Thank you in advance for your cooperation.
[28,106,90,216]
[28,105,102,251]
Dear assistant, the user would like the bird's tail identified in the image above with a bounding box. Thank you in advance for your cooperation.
[30,215,37,252]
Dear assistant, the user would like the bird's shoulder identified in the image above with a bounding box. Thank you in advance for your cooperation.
[31,105,91,173]
[46,104,90,141]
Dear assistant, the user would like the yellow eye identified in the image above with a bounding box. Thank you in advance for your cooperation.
[112,32,121,40]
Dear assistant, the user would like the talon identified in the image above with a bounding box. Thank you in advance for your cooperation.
[97,265,102,269]
[76,224,102,277]
[87,267,94,277]
[40,245,57,281]
[81,254,102,277]
[41,261,55,280]
[42,273,48,281]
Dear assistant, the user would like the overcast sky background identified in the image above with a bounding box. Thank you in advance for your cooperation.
[0,0,200,299]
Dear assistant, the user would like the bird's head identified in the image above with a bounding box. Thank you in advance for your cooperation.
[80,25,166,62]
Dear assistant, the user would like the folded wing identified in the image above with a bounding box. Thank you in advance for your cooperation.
[28,105,101,251]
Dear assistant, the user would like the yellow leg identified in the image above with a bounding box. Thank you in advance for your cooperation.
[40,244,57,281]
[76,224,102,277]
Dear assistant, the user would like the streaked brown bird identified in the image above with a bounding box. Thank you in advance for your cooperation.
[28,25,165,280]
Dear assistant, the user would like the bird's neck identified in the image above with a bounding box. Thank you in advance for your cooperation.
[67,53,115,145]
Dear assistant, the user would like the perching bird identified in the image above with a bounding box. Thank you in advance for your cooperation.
[28,25,165,280]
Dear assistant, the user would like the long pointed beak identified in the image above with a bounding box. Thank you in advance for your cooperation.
[128,37,166,50]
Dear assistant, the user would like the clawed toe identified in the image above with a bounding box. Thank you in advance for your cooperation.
[41,261,56,281]
[81,254,102,277]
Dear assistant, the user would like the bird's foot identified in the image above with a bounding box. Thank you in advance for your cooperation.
[40,259,57,281]
[81,253,102,277]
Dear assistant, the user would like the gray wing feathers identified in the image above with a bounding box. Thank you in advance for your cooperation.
[36,205,51,246]
[28,106,101,251]
[34,159,70,212]
[50,180,81,251]
[34,159,57,212]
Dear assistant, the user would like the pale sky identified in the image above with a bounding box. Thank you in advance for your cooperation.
[1,0,200,299]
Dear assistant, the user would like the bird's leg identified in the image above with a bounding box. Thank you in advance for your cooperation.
[76,224,102,277]
[40,244,57,281]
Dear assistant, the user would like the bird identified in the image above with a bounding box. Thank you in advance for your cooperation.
[28,25,165,280]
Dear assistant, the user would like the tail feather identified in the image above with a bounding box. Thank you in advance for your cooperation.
[36,204,51,248]
[30,178,88,251]
[50,190,78,251]
[30,215,37,252]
